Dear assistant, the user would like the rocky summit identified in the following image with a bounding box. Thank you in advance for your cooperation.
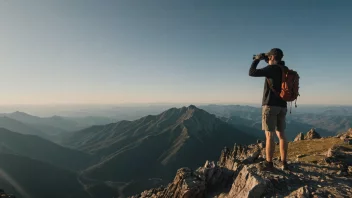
[131,129,352,198]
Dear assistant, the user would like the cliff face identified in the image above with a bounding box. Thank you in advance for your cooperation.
[131,129,352,198]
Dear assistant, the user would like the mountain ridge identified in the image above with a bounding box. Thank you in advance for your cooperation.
[63,105,257,196]
[0,128,93,171]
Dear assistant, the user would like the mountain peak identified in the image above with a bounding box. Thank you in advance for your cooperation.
[12,111,31,116]
[187,104,197,109]
[9,111,39,119]
[172,105,216,124]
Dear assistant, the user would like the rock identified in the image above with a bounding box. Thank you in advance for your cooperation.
[162,167,206,198]
[326,148,334,158]
[294,132,305,141]
[336,171,342,176]
[134,167,206,198]
[348,166,352,174]
[296,154,305,158]
[219,143,262,168]
[285,186,310,198]
[257,140,262,143]
[227,165,269,198]
[305,128,321,140]
[258,142,265,149]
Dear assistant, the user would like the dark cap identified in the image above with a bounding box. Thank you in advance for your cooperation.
[266,48,284,59]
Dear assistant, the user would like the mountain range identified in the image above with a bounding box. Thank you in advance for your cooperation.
[62,105,257,196]
[200,104,351,139]
[0,104,351,197]
[0,105,258,197]
[0,112,116,142]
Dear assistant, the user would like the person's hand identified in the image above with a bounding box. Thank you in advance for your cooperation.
[254,53,265,60]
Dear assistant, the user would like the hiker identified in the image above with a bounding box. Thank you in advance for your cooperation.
[248,48,291,171]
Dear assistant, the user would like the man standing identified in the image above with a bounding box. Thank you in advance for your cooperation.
[249,48,289,171]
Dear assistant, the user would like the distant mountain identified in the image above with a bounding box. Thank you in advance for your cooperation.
[200,104,351,139]
[2,111,83,132]
[321,106,352,116]
[66,116,117,127]
[0,153,90,198]
[0,128,93,171]
[0,116,52,140]
[0,112,116,141]
[199,104,261,120]
[220,115,332,141]
[220,116,264,139]
[63,105,257,196]
[291,114,352,134]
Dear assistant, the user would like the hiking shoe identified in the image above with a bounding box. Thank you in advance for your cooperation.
[258,161,274,172]
[281,161,290,171]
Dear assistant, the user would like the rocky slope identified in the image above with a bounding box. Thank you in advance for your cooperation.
[131,128,352,198]
[0,153,90,198]
[0,128,93,171]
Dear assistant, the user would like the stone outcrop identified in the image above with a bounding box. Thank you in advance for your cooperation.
[337,128,352,145]
[285,186,310,198]
[219,143,262,169]
[325,144,352,167]
[131,135,352,198]
[294,132,304,141]
[304,128,321,140]
[227,165,269,198]
[131,167,206,198]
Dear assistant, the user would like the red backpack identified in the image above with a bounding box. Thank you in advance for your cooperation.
[267,64,300,112]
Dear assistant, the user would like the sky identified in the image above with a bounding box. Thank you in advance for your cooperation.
[0,0,351,106]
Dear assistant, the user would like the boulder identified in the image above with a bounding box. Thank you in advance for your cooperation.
[162,167,206,198]
[227,165,269,198]
[219,143,262,169]
[133,167,206,198]
[294,132,305,141]
[285,186,310,198]
[305,128,321,140]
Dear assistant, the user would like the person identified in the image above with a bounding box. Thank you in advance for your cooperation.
[249,48,289,171]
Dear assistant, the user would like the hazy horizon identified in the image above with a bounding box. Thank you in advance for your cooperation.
[1,0,352,105]
[1,103,351,118]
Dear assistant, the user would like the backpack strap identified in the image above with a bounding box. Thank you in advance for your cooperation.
[266,64,288,97]
[266,78,280,97]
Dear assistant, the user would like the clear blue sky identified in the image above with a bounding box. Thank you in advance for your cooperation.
[0,0,351,105]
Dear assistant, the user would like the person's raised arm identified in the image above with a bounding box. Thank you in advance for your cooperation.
[248,59,271,77]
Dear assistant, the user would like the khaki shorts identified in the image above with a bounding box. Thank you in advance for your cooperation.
[262,105,287,132]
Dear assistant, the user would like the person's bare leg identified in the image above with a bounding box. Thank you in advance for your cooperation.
[276,130,288,162]
[265,131,275,162]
